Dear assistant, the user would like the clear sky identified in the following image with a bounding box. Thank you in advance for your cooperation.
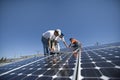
[0,0,120,58]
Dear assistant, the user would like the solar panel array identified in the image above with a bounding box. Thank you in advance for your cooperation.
[81,43,120,80]
[0,42,120,80]
[0,52,77,80]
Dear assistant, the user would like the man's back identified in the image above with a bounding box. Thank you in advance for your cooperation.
[42,30,55,40]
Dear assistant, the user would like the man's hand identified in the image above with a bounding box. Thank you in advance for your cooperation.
[73,51,78,58]
[50,48,54,52]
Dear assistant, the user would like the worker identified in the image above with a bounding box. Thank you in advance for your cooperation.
[41,29,61,56]
[54,33,68,52]
[69,38,82,53]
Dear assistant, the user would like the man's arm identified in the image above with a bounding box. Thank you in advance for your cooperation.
[63,41,68,48]
[48,39,55,52]
[62,37,68,48]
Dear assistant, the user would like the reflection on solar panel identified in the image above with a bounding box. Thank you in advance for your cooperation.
[0,42,120,80]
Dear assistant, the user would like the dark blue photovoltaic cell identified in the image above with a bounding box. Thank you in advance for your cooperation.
[22,76,38,80]
[9,75,26,80]
[100,68,120,77]
[82,78,103,80]
[81,69,102,77]
[112,61,120,66]
[81,59,92,63]
[95,62,115,67]
[0,74,17,80]
[81,63,95,68]
[54,77,71,80]
[37,76,52,80]
[32,70,47,75]
[43,69,59,76]
[63,64,75,68]
[92,58,106,62]
[57,69,74,76]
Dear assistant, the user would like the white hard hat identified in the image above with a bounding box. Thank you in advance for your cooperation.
[56,29,61,36]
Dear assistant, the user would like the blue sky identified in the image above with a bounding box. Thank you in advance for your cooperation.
[0,0,120,58]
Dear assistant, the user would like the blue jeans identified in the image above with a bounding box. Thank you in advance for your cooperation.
[41,36,49,55]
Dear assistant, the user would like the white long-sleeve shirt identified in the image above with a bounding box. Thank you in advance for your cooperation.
[55,36,65,42]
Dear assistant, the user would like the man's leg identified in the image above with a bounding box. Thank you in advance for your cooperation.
[42,36,49,56]
[41,37,46,55]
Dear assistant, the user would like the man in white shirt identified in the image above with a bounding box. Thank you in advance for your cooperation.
[41,29,61,56]
[54,33,68,52]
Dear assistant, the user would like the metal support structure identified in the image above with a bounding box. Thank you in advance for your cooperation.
[72,49,81,80]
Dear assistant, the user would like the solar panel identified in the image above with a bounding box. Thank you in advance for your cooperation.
[81,43,120,80]
[0,50,78,80]
[0,42,120,80]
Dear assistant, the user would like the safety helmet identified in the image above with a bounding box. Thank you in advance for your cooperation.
[55,29,61,36]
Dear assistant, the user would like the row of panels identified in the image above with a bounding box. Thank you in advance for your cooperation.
[0,52,78,80]
[81,46,120,80]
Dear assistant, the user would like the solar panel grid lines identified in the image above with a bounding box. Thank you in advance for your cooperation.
[81,44,120,80]
[0,56,50,77]
[0,51,78,80]
[0,57,41,74]
[52,54,74,80]
[0,42,120,80]
[23,53,70,80]
[84,45,120,52]
[0,56,50,80]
